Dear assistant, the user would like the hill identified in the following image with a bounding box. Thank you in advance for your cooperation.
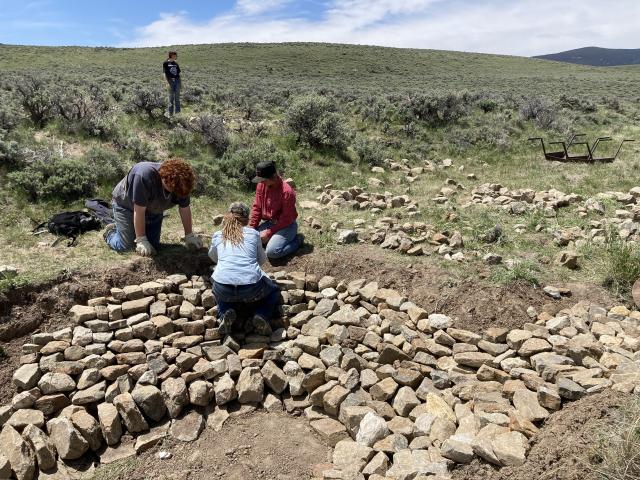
[535,46,640,66]
[2,42,640,98]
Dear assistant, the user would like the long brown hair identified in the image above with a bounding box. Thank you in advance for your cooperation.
[221,202,249,246]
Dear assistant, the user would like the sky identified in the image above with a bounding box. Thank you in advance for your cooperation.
[2,0,639,57]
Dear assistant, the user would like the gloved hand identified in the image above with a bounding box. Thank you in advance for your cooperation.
[135,236,157,257]
[183,233,203,250]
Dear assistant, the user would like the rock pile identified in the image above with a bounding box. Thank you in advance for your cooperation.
[335,219,466,260]
[467,184,583,215]
[3,273,640,479]
[314,185,419,215]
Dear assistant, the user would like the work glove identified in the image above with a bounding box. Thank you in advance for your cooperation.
[183,233,203,250]
[135,236,157,257]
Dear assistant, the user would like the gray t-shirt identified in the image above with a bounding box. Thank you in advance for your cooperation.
[112,162,190,214]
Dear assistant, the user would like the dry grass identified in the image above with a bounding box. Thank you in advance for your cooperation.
[590,395,640,480]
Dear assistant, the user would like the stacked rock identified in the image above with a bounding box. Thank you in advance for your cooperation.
[466,183,583,215]
[314,185,419,215]
[2,272,639,479]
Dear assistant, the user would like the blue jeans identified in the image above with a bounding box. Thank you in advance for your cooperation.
[168,79,181,115]
[105,203,164,252]
[213,276,279,320]
[257,221,300,259]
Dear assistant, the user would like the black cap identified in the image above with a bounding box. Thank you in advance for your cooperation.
[252,161,277,183]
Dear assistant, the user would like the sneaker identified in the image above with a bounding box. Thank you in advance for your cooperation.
[218,309,237,335]
[102,223,116,243]
[252,314,272,336]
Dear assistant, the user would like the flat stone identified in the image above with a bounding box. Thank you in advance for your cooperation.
[170,410,205,442]
[0,424,36,480]
[310,418,350,447]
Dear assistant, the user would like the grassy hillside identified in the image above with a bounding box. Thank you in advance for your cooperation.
[3,42,640,98]
[1,42,640,297]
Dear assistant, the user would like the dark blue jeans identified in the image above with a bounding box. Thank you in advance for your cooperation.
[168,78,181,115]
[213,276,279,321]
[105,203,163,252]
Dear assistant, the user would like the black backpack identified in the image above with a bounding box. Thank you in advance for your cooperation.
[33,211,102,246]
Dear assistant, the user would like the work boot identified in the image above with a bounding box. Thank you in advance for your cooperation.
[252,314,272,336]
[218,309,237,335]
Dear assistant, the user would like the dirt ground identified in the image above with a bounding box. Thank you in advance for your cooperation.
[0,245,618,405]
[95,411,332,480]
[452,390,631,480]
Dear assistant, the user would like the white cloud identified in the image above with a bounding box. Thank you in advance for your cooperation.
[236,0,293,15]
[122,0,640,56]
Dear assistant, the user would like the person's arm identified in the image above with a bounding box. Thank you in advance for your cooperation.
[263,190,297,237]
[249,185,263,229]
[133,204,147,238]
[257,238,267,265]
[208,234,218,263]
[179,206,193,235]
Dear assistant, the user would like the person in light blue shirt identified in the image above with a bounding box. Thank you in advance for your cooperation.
[208,202,279,336]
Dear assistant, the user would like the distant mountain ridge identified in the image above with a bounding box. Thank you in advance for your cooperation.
[535,46,640,66]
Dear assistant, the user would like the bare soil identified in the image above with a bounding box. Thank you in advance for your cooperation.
[452,391,631,480]
[99,411,332,480]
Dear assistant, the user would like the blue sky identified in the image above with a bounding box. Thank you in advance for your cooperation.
[2,0,639,56]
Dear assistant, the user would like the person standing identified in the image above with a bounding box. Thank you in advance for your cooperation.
[104,158,203,255]
[249,161,301,259]
[163,51,181,116]
[208,202,279,336]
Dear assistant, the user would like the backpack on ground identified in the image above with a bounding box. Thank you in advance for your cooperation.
[33,211,102,247]
[84,198,114,225]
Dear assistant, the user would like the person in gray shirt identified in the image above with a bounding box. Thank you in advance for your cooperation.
[104,158,203,256]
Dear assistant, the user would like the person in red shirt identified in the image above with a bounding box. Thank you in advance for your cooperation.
[249,161,301,259]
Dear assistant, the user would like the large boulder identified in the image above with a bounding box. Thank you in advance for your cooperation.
[97,403,122,446]
[161,378,189,419]
[132,385,166,422]
[237,367,264,403]
[0,424,36,480]
[22,424,57,471]
[47,417,89,460]
[113,393,149,433]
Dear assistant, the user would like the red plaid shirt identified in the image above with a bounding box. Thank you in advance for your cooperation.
[249,176,298,238]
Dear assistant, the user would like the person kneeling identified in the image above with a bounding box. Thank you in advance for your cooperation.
[249,160,301,259]
[208,202,279,336]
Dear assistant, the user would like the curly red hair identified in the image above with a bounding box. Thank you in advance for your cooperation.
[159,158,195,197]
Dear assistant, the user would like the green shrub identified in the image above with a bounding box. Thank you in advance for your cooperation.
[123,137,157,163]
[9,156,97,201]
[285,94,349,150]
[353,135,385,166]
[190,114,229,155]
[519,96,557,129]
[54,87,117,138]
[603,235,640,296]
[0,102,22,131]
[0,129,21,169]
[84,146,129,185]
[401,91,469,127]
[491,261,540,286]
[15,76,54,127]
[219,142,288,190]
[128,87,166,120]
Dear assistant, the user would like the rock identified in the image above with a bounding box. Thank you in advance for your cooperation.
[215,373,238,405]
[113,392,149,433]
[492,430,528,466]
[633,279,640,307]
[132,385,166,422]
[121,296,154,317]
[207,407,230,432]
[71,380,106,405]
[363,451,390,476]
[338,230,359,245]
[7,409,45,429]
[386,449,448,478]
[0,265,18,280]
[0,453,9,479]
[518,338,552,357]
[22,424,57,471]
[47,416,89,460]
[557,377,586,400]
[188,380,214,406]
[332,439,374,471]
[99,441,136,465]
[310,418,349,447]
[69,305,96,324]
[557,251,579,269]
[97,403,122,446]
[13,364,41,390]
[35,394,70,415]
[356,412,389,447]
[70,410,102,452]
[161,378,189,418]
[378,345,410,364]
[134,423,170,454]
[38,373,76,395]
[170,410,205,442]
[393,387,420,417]
[370,377,398,401]
[261,361,288,394]
[237,367,264,403]
[323,385,350,416]
[0,424,36,480]
[441,435,474,464]
[512,388,549,422]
